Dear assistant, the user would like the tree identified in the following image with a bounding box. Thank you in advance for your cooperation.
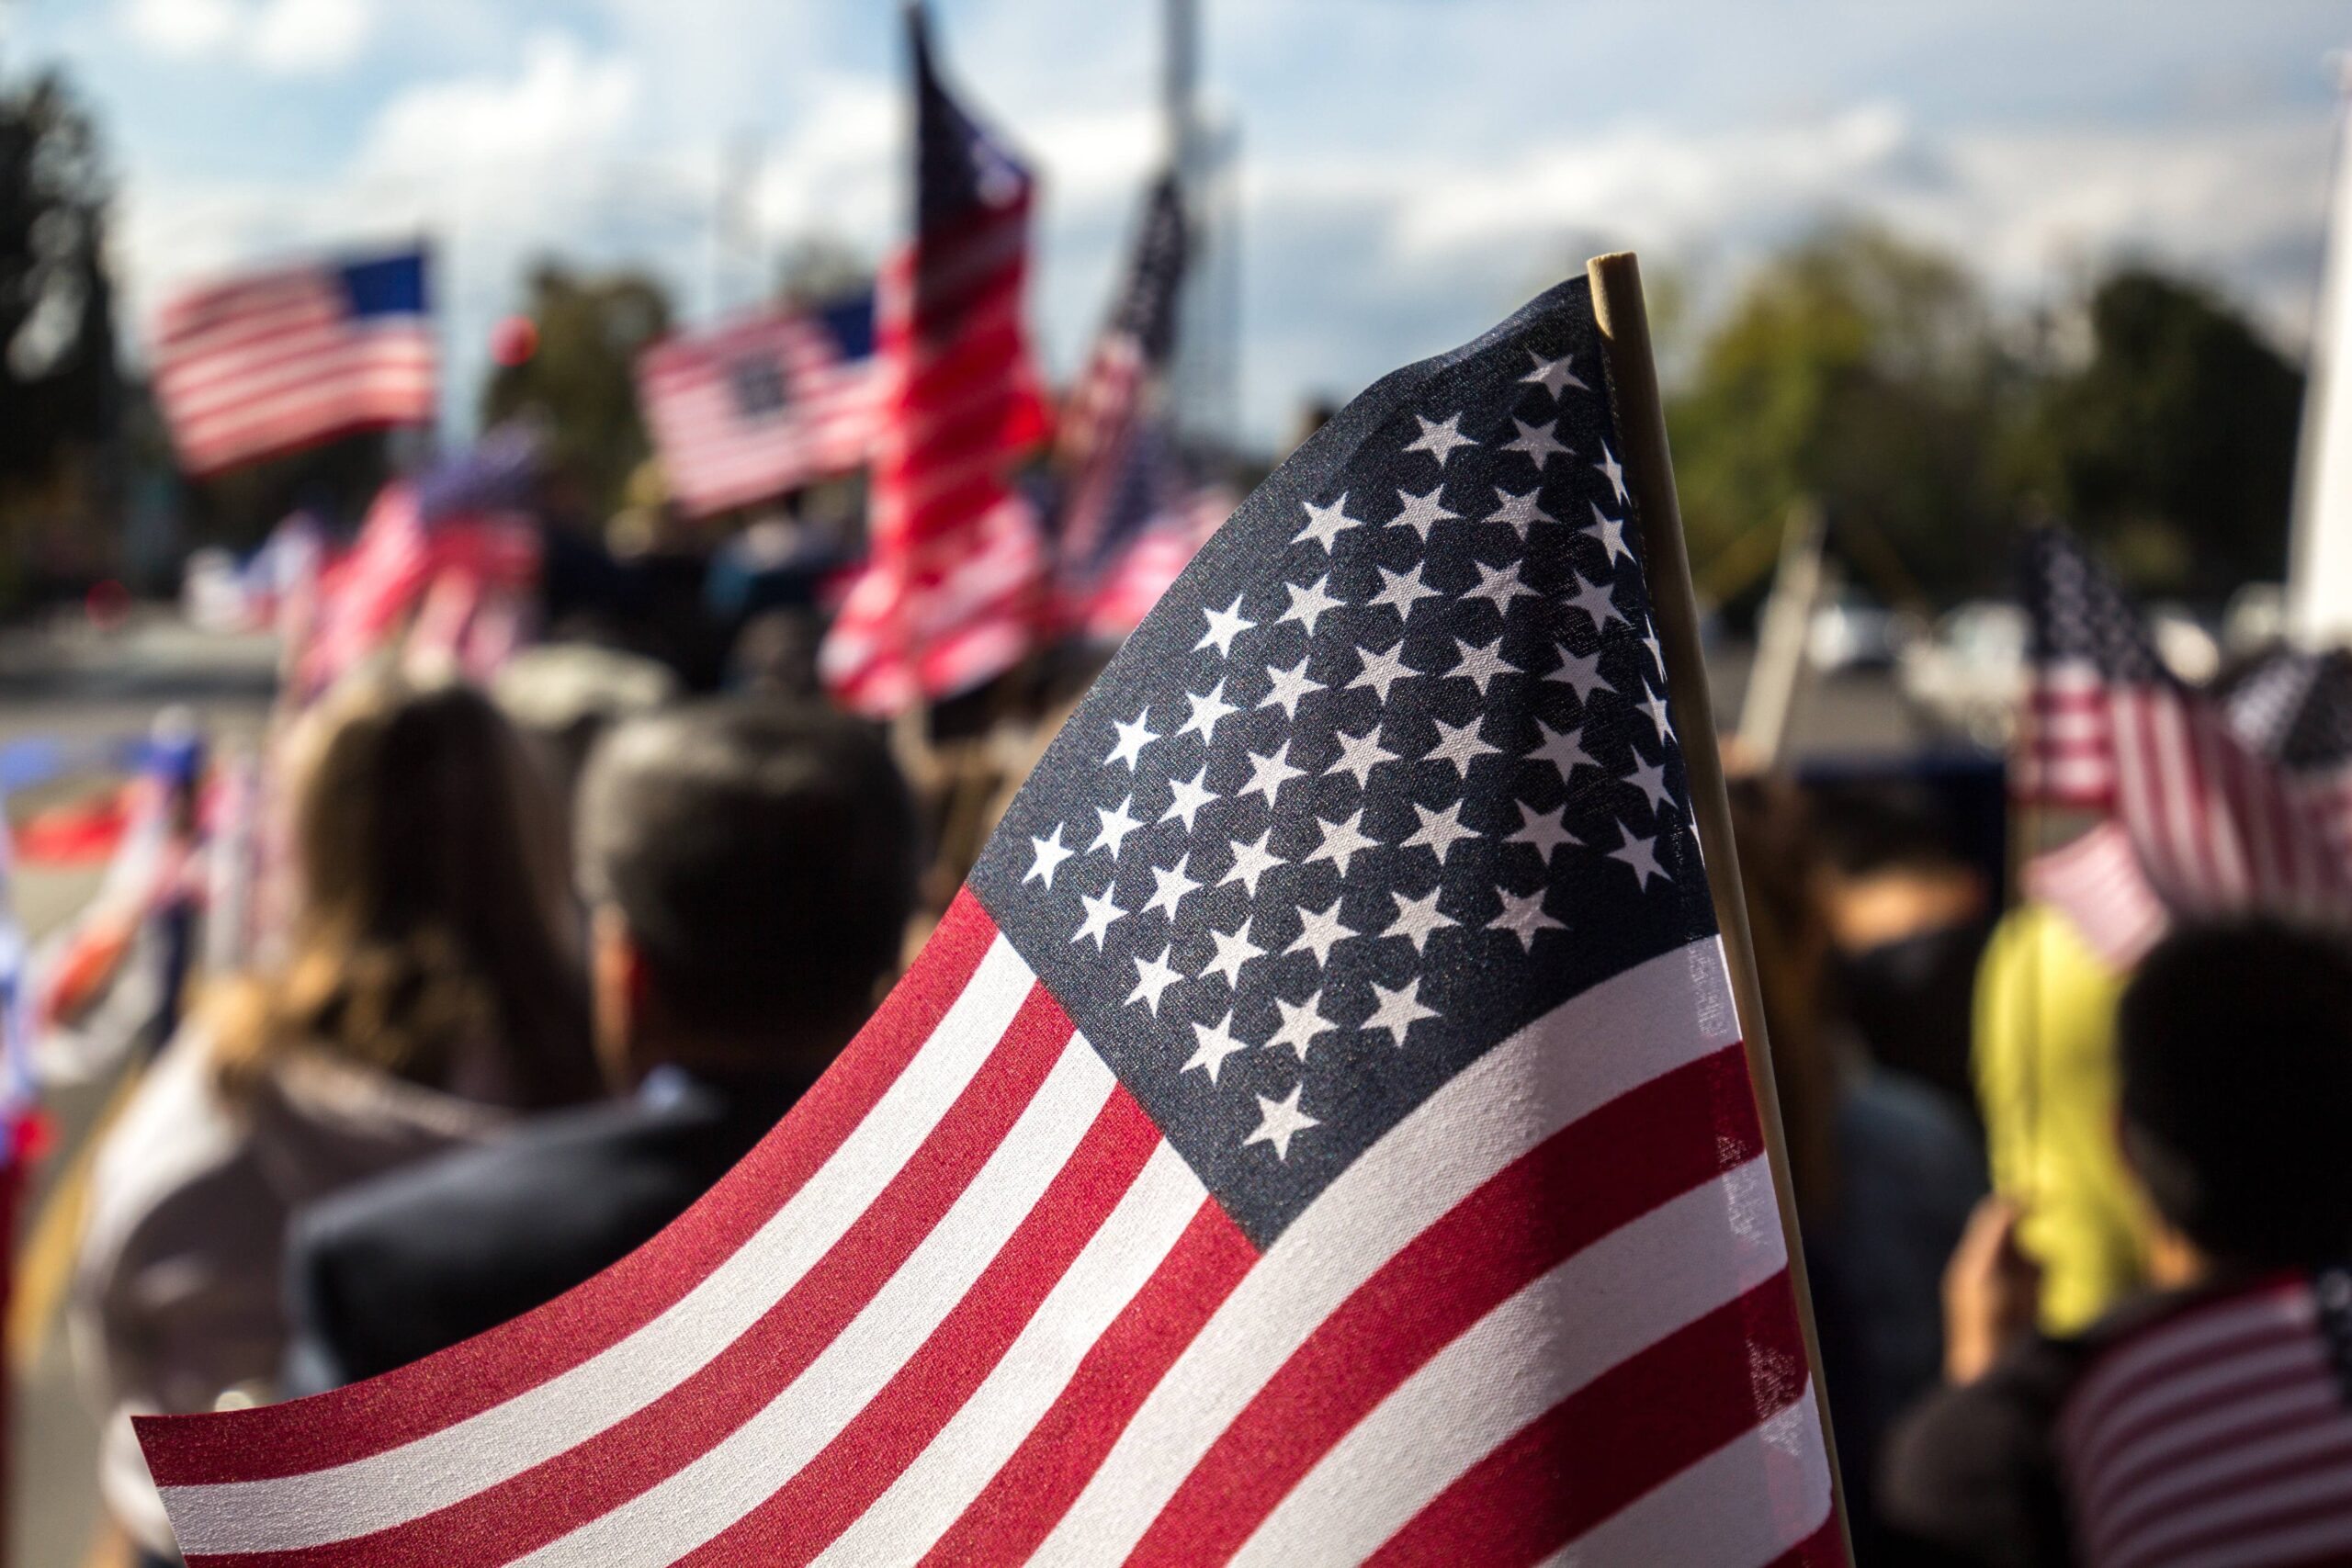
[2007,269,2302,595]
[481,264,672,519]
[0,70,117,491]
[1665,224,2020,609]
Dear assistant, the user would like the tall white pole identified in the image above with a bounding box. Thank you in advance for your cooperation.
[2289,59,2352,647]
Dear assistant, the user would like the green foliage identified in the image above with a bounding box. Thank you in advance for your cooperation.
[2007,268,2303,595]
[0,71,117,490]
[481,263,672,519]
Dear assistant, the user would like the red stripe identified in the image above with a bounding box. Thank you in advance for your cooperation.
[140,891,1003,1486]
[674,1088,1166,1565]
[2090,1413,2352,1561]
[2105,1441,2352,1568]
[175,409,431,479]
[1122,1042,1768,1567]
[922,1198,1258,1568]
[1367,1273,1815,1567]
[188,972,1077,1568]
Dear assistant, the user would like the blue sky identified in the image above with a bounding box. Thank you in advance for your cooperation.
[4,0,2347,446]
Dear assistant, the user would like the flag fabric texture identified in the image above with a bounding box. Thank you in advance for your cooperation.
[153,250,436,476]
[2057,1269,2352,1568]
[2018,528,2352,918]
[2023,821,2169,970]
[136,277,1841,1567]
[300,483,541,694]
[639,295,884,519]
[820,9,1053,716]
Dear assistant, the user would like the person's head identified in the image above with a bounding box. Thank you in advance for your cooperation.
[216,671,598,1108]
[2117,918,2352,1272]
[573,697,920,1088]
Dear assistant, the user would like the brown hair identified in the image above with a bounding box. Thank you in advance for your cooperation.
[210,673,598,1108]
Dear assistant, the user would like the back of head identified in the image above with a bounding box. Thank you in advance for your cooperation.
[577,698,920,1057]
[2118,918,2352,1269]
[217,672,598,1108]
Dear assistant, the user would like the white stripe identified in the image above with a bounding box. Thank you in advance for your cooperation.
[1028,936,1745,1566]
[1534,1391,1832,1568]
[510,1037,1118,1567]
[2063,1289,2313,1453]
[2092,1405,2352,1560]
[1234,1156,1790,1564]
[2072,1340,2324,1490]
[161,936,1038,1554]
[2170,1502,2352,1568]
[2079,1348,2337,1522]
[812,1143,1208,1566]
[2111,1450,2352,1568]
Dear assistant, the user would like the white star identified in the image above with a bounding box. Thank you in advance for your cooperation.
[1426,715,1501,778]
[1177,680,1240,745]
[1260,654,1325,719]
[1638,623,1664,674]
[1521,349,1589,400]
[1183,1011,1250,1084]
[1200,921,1266,987]
[1328,725,1398,788]
[1448,635,1521,694]
[1368,560,1442,619]
[1465,559,1540,616]
[1531,718,1598,779]
[1025,824,1076,889]
[1244,1082,1319,1160]
[1072,886,1126,950]
[1363,976,1439,1047]
[1595,441,1627,504]
[1389,484,1458,540]
[1584,502,1634,567]
[1161,765,1216,831]
[1564,571,1628,631]
[1285,899,1353,965]
[1264,990,1338,1062]
[1549,643,1612,704]
[1626,756,1675,816]
[1502,415,1573,470]
[1403,799,1480,862]
[1294,493,1363,553]
[1303,809,1379,877]
[1385,886,1458,952]
[1219,827,1286,897]
[1510,799,1580,861]
[1609,820,1671,888]
[1404,410,1476,466]
[1105,711,1159,771]
[1142,853,1203,920]
[1127,944,1184,1014]
[1485,486,1557,538]
[1347,639,1417,702]
[1636,683,1676,748]
[1238,740,1307,807]
[1197,593,1255,658]
[1089,795,1145,858]
[1492,887,1566,950]
[1278,574,1343,637]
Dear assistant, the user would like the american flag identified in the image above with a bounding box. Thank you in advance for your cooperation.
[2058,1269,2352,1568]
[638,294,883,519]
[134,276,1841,1567]
[153,249,436,477]
[2018,529,2352,917]
[2024,821,2169,970]
[820,6,1052,716]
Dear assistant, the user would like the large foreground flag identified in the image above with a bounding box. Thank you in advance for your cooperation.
[820,6,1052,715]
[2018,528,2352,916]
[639,294,884,518]
[153,249,436,476]
[137,276,1841,1567]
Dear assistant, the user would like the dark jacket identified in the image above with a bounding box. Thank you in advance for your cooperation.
[286,1066,811,1388]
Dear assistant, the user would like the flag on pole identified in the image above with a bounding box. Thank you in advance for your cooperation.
[820,6,1053,716]
[136,275,1839,1567]
[2017,528,2352,917]
[639,295,885,519]
[153,249,436,477]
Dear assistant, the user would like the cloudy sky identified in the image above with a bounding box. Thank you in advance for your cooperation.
[4,0,2347,445]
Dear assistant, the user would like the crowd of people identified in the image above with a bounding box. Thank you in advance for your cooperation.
[49,641,2352,1566]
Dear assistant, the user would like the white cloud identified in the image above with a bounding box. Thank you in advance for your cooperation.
[248,0,373,74]
[118,0,241,56]
[357,32,639,176]
[114,0,373,74]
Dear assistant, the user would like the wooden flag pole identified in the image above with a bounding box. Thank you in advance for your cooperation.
[1588,251,1855,1555]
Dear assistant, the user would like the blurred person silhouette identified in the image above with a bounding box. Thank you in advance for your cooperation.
[1729,772,1986,1555]
[71,674,597,1562]
[284,697,919,1388]
[1882,918,2352,1567]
